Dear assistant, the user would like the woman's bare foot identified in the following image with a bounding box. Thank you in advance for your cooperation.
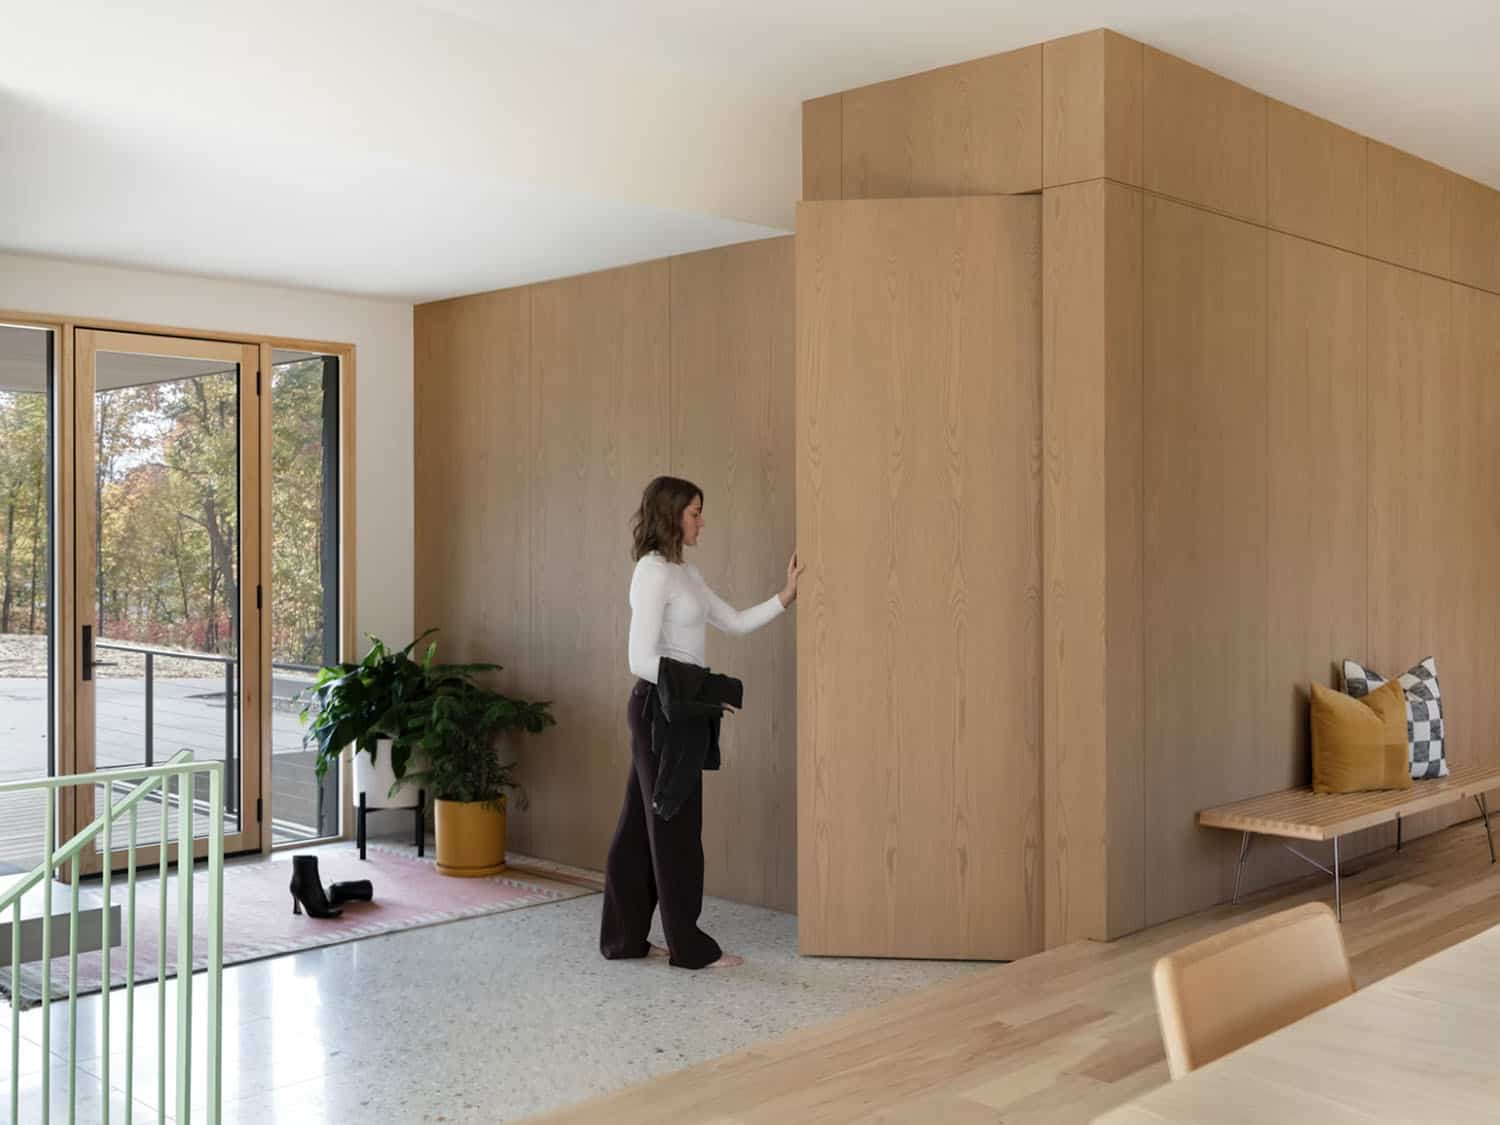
[706,953,744,969]
[647,943,669,959]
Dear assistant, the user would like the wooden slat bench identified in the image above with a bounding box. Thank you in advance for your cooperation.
[1200,763,1500,919]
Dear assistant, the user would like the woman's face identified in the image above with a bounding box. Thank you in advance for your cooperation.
[680,495,704,548]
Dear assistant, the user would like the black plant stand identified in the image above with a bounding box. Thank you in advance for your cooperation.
[357,789,425,860]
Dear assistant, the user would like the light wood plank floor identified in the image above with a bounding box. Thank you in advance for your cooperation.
[529,817,1500,1124]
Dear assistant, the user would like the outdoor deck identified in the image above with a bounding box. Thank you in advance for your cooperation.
[1,644,334,867]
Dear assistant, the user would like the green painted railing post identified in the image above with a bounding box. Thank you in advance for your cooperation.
[41,792,52,1125]
[158,774,169,1122]
[207,765,224,1124]
[176,770,193,1125]
[126,802,138,1125]
[101,793,113,1125]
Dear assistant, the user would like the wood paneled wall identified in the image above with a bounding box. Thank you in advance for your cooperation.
[1032,31,1500,931]
[803,47,1042,201]
[670,240,797,911]
[807,29,1500,939]
[796,197,1043,960]
[414,238,797,911]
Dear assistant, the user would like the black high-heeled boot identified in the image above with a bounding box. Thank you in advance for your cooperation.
[328,879,373,905]
[289,855,342,918]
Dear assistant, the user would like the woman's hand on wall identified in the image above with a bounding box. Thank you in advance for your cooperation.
[780,549,803,607]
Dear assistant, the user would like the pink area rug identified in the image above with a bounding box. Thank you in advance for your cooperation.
[3,845,596,1007]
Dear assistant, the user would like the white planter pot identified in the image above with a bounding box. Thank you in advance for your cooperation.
[350,738,420,809]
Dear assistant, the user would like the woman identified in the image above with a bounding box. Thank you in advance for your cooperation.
[599,476,802,969]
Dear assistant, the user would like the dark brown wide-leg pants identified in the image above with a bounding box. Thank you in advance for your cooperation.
[599,680,722,969]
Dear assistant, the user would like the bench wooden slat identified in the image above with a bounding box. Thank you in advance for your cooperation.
[1200,764,1500,841]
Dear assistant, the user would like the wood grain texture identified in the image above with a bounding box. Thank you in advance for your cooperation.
[1198,764,1500,841]
[1042,29,1143,188]
[1451,175,1500,294]
[1103,185,1146,941]
[533,816,1500,1125]
[841,46,1042,198]
[1143,197,1268,926]
[1366,262,1450,692]
[1143,47,1266,224]
[669,237,797,913]
[1042,180,1144,945]
[1367,141,1452,277]
[796,197,1043,959]
[412,288,535,849]
[1100,922,1500,1123]
[801,94,843,201]
[1452,285,1500,783]
[1366,261,1454,843]
[1261,233,1369,881]
[527,262,670,870]
[1266,100,1367,255]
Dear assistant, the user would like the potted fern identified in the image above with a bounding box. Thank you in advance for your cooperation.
[392,652,556,876]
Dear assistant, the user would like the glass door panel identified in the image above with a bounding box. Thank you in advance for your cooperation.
[0,324,56,870]
[74,330,262,870]
[268,351,341,843]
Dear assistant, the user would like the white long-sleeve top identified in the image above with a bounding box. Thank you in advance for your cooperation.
[627,552,785,683]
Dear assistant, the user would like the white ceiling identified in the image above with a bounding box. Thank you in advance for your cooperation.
[1,1,1497,303]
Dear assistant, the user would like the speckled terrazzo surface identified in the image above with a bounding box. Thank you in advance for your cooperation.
[5,845,991,1123]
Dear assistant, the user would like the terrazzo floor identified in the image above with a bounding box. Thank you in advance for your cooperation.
[2,841,989,1123]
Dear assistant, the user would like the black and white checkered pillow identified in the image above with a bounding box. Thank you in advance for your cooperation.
[1343,657,1447,779]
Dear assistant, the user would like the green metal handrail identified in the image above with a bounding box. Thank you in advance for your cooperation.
[2,750,224,1124]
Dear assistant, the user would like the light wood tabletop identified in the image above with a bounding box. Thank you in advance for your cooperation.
[1095,922,1500,1122]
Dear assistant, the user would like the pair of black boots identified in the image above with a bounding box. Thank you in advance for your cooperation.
[289,855,372,919]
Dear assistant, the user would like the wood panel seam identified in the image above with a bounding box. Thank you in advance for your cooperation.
[1079,178,1500,299]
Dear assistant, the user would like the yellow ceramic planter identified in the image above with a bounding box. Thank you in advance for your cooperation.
[433,796,508,877]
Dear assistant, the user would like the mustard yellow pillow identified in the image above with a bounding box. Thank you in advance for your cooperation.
[1310,680,1412,795]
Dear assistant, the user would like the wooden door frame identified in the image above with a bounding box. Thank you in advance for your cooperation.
[75,329,262,874]
[1,309,358,863]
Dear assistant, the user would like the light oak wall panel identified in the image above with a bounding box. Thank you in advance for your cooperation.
[1143,197,1268,926]
[1405,282,1492,843]
[1368,142,1453,278]
[1042,180,1144,944]
[1366,263,1452,842]
[670,238,798,912]
[524,262,671,871]
[1366,263,1450,678]
[1256,233,1375,887]
[1042,30,1143,188]
[1101,185,1146,939]
[1143,48,1267,224]
[1267,100,1367,255]
[413,289,535,847]
[1452,285,1500,779]
[797,197,1043,959]
[841,47,1042,198]
[802,95,843,201]
[1451,176,1500,294]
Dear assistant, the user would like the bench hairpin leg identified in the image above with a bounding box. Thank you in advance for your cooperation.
[1231,831,1255,905]
[1478,794,1496,864]
[1333,836,1342,922]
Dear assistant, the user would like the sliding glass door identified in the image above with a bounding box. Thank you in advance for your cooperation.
[73,330,264,871]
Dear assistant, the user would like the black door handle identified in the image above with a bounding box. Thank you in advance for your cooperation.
[82,624,93,682]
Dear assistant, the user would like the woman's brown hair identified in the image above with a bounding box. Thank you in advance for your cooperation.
[631,476,703,564]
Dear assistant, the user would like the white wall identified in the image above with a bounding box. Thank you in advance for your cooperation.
[0,251,413,645]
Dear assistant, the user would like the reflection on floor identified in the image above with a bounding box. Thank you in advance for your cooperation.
[1,838,984,1123]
